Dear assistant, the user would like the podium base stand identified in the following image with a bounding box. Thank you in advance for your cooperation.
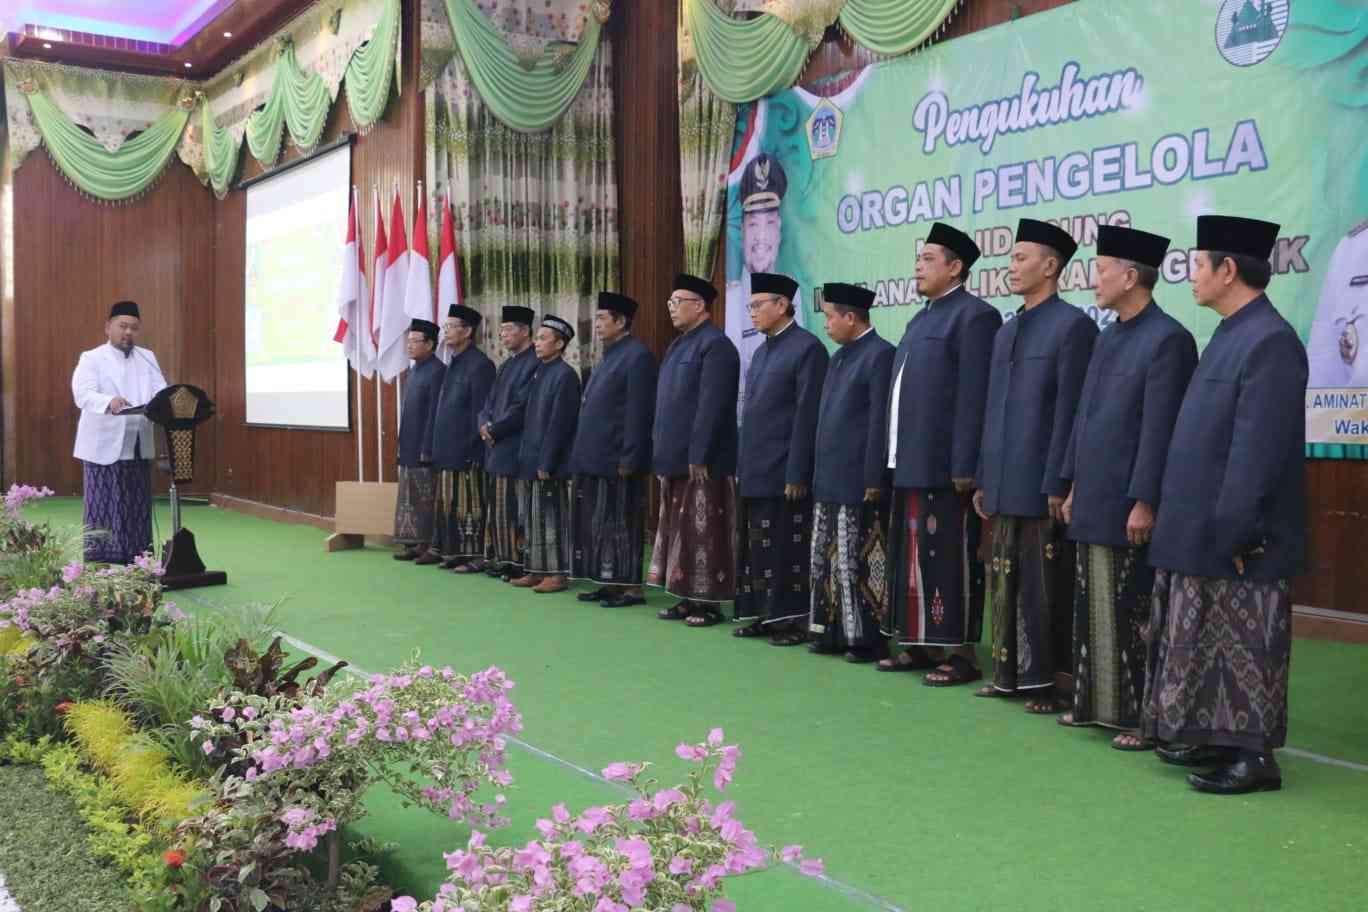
[161,527,227,591]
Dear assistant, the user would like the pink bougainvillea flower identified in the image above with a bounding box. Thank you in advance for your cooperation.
[799,858,825,877]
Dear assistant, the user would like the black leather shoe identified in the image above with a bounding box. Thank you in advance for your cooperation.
[414,552,443,566]
[1188,752,1282,795]
[577,587,609,603]
[393,548,419,561]
[485,563,507,578]
[807,642,842,655]
[1155,743,1235,767]
[602,593,647,608]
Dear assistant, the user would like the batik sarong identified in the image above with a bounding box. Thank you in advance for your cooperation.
[1141,570,1291,752]
[430,468,488,561]
[1071,543,1151,729]
[808,501,888,651]
[393,466,437,546]
[884,487,985,647]
[571,474,646,585]
[647,475,737,602]
[989,516,1073,692]
[523,478,572,574]
[485,474,527,568]
[82,458,152,564]
[734,496,811,626]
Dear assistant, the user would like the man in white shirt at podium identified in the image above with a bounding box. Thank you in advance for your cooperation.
[71,300,167,564]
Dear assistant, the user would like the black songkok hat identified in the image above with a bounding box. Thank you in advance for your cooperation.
[409,318,439,342]
[502,305,535,327]
[739,153,787,213]
[751,271,799,300]
[1016,218,1079,265]
[109,300,140,320]
[925,222,981,272]
[1097,225,1171,270]
[1195,215,1280,261]
[822,282,875,310]
[597,291,638,319]
[541,313,575,342]
[673,273,717,305]
[448,304,482,327]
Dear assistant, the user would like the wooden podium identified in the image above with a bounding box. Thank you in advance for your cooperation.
[327,481,399,551]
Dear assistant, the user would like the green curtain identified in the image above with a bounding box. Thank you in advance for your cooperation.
[681,0,809,104]
[838,0,962,56]
[441,0,604,133]
[243,42,333,166]
[22,89,190,201]
[678,1,738,277]
[200,103,242,198]
[343,0,402,130]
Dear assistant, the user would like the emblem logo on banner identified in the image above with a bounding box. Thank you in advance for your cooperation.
[806,98,843,160]
[1215,0,1289,67]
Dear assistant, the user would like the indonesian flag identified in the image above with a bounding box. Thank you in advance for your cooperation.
[436,193,462,365]
[369,191,388,369]
[375,188,411,381]
[332,192,372,377]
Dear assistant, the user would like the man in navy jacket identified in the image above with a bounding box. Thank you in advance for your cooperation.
[733,271,829,646]
[569,292,658,607]
[806,282,894,662]
[393,319,446,560]
[973,219,1097,709]
[882,223,1001,685]
[511,314,581,594]
[1058,226,1197,745]
[647,274,741,627]
[418,304,496,571]
[1143,215,1307,795]
[478,306,539,580]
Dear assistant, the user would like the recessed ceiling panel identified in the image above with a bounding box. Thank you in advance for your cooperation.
[9,1,236,46]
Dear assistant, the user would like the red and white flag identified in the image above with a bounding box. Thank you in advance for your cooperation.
[436,192,463,345]
[368,189,388,370]
[404,189,434,322]
[375,187,411,381]
[332,190,373,377]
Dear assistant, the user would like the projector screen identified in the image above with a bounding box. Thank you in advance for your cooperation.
[244,143,352,429]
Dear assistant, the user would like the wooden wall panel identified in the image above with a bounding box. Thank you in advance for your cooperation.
[5,155,217,497]
[209,0,426,517]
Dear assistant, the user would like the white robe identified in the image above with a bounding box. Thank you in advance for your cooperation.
[71,343,167,466]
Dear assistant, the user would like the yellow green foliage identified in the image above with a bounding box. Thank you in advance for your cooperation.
[0,626,37,656]
[64,700,207,829]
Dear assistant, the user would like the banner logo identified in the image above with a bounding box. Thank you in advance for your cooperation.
[1216,0,1289,67]
[807,98,844,160]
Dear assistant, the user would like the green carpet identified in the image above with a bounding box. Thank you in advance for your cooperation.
[24,498,1368,911]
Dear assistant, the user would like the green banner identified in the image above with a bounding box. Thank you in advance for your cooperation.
[725,0,1368,453]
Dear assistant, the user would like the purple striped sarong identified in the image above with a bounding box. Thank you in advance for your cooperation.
[82,458,152,564]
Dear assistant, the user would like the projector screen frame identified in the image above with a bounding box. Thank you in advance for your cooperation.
[241,134,358,433]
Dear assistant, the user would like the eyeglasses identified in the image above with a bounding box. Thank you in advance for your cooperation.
[747,295,782,312]
[666,296,702,309]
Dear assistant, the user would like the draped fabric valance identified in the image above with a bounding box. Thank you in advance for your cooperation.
[420,0,611,133]
[2,0,400,202]
[680,0,963,104]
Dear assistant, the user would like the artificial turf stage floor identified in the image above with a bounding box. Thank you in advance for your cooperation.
[24,498,1368,911]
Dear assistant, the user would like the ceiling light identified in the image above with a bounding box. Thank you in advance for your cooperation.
[42,42,51,49]
[223,31,233,38]
[184,62,192,68]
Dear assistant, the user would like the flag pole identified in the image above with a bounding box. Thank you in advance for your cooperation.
[352,184,364,483]
[394,177,404,433]
[374,183,385,483]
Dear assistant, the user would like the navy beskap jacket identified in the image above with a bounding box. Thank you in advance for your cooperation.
[652,320,740,478]
[517,358,581,481]
[738,322,829,498]
[569,334,658,477]
[431,345,496,471]
[1061,301,1197,548]
[813,328,894,505]
[976,294,1098,517]
[888,286,1001,490]
[1149,295,1307,582]
[477,345,539,477]
[398,354,446,467]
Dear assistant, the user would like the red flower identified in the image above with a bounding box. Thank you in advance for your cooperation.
[163,849,186,869]
[54,701,74,715]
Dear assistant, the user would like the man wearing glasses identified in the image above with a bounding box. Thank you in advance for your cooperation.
[732,272,829,647]
[648,274,741,628]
